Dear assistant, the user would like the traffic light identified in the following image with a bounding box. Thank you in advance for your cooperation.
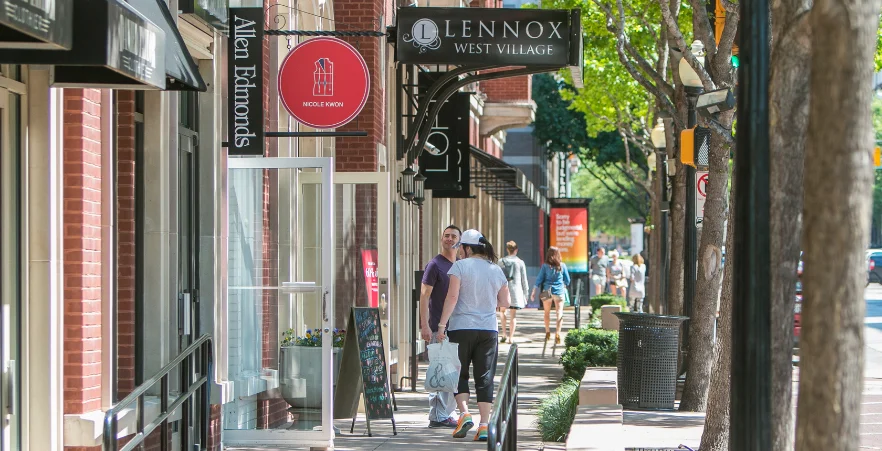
[681,128,695,167]
[875,146,881,167]
[731,55,740,68]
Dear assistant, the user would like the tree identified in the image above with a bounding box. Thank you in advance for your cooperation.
[570,164,646,237]
[796,0,880,449]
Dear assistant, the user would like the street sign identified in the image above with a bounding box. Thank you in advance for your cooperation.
[278,37,370,129]
[696,171,708,228]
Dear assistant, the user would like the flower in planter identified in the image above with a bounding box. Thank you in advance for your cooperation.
[281,327,346,348]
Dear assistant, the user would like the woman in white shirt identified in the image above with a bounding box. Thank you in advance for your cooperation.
[435,229,510,442]
[498,241,529,343]
[629,254,647,313]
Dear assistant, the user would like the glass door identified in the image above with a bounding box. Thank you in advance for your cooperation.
[0,87,20,451]
[223,157,335,448]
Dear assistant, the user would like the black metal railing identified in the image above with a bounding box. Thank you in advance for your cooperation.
[487,343,518,451]
[103,334,213,451]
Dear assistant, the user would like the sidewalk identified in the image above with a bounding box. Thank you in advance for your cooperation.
[227,308,705,450]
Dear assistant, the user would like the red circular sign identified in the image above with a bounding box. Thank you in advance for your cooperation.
[278,37,370,129]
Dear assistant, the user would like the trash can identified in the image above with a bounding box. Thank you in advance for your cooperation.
[613,312,688,410]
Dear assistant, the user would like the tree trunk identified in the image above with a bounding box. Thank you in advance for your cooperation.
[649,162,662,314]
[769,0,812,447]
[667,104,687,317]
[699,153,737,450]
[679,109,734,411]
[795,0,879,448]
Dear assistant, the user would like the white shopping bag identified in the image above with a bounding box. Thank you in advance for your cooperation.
[424,340,461,393]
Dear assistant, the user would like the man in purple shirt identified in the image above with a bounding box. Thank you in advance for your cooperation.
[420,225,461,428]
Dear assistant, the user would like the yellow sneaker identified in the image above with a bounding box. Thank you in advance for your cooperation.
[474,424,488,441]
[452,413,474,438]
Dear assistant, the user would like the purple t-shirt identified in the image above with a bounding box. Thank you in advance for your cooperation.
[422,254,455,332]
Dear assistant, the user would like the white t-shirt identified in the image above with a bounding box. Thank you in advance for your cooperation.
[447,257,508,331]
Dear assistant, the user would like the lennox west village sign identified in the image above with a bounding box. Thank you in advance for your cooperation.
[396,7,580,67]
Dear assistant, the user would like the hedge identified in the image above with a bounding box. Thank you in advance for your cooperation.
[560,327,619,381]
[535,378,580,442]
[589,294,629,321]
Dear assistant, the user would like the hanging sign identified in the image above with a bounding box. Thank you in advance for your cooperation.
[227,7,264,156]
[278,37,370,129]
[417,73,470,198]
[396,7,579,66]
[361,249,379,308]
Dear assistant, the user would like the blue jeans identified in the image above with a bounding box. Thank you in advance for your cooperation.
[428,335,456,421]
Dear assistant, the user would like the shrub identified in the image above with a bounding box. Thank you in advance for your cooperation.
[536,379,580,442]
[560,328,619,381]
[589,294,628,321]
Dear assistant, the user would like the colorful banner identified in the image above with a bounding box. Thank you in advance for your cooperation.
[550,207,589,273]
[361,249,379,307]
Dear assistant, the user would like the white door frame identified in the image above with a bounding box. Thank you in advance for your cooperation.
[223,157,335,448]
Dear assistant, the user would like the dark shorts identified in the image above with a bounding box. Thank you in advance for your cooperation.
[446,329,499,403]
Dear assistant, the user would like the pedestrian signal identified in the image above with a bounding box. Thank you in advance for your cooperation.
[680,128,695,167]
[875,146,881,167]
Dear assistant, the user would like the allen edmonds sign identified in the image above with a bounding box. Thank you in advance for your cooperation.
[228,7,264,156]
[396,7,578,66]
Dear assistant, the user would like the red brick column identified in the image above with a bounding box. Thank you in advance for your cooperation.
[63,88,103,451]
[116,91,136,398]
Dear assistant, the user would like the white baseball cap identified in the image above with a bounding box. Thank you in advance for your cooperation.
[459,229,484,246]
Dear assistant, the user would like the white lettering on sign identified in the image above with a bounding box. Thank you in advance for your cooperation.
[444,19,564,40]
[118,15,157,67]
[454,42,554,55]
[233,15,257,60]
[232,65,257,148]
[302,101,345,107]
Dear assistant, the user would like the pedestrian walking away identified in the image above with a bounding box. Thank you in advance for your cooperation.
[590,248,609,296]
[531,246,571,344]
[419,225,462,429]
[629,254,646,313]
[498,240,529,343]
[434,229,510,442]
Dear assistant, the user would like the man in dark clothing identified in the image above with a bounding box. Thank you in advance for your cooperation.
[420,225,461,428]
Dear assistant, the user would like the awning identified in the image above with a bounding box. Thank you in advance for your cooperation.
[0,0,72,50]
[470,146,548,211]
[0,0,207,91]
[127,0,207,91]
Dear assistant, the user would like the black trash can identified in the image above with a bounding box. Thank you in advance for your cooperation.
[613,312,688,410]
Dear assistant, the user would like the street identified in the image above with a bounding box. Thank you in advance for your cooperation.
[862,284,882,448]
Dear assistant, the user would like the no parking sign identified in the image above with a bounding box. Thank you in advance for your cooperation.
[696,171,708,227]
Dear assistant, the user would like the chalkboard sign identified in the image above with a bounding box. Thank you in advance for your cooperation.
[334,307,396,435]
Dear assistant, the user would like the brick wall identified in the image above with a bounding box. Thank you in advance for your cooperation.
[63,89,104,418]
[116,91,136,398]
[332,0,385,172]
[480,75,532,103]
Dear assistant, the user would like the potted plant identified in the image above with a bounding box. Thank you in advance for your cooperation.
[279,327,345,410]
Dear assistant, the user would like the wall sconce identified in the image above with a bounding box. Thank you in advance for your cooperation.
[398,167,415,203]
[413,173,426,206]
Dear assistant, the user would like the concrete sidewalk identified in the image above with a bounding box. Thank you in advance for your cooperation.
[227,307,704,450]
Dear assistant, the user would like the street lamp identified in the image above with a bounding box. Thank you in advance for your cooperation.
[679,40,704,362]
[651,119,671,315]
[399,167,416,203]
[413,173,426,206]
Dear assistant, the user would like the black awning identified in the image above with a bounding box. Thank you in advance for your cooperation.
[127,0,207,91]
[0,0,167,89]
[0,0,72,50]
[470,146,548,211]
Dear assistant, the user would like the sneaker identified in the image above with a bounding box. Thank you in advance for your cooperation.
[452,414,474,438]
[429,417,458,428]
[474,424,488,441]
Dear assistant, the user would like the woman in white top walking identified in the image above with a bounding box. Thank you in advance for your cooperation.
[629,254,647,312]
[435,229,510,442]
[498,241,529,343]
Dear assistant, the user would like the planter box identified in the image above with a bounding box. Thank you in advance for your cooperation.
[279,346,342,409]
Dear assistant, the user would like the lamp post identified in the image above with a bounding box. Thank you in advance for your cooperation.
[651,119,669,314]
[678,40,705,334]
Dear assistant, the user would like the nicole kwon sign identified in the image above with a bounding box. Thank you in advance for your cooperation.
[396,7,580,66]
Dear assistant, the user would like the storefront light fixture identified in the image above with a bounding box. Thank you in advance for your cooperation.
[651,119,666,149]
[696,87,736,118]
[413,173,426,206]
[399,167,416,203]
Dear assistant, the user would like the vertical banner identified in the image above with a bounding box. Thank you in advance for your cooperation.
[361,249,379,307]
[550,207,589,272]
[228,7,264,156]
[418,73,471,198]
[630,222,645,256]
